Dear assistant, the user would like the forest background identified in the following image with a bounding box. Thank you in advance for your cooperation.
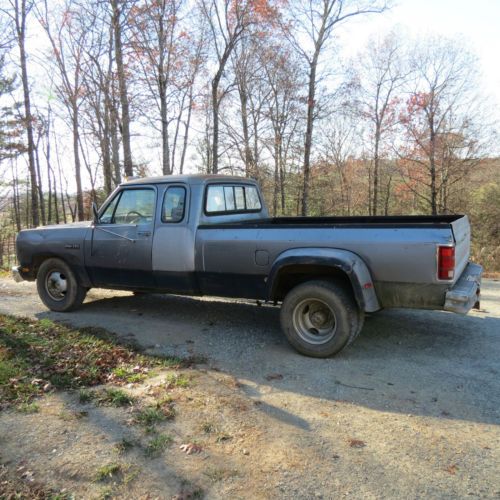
[0,0,499,271]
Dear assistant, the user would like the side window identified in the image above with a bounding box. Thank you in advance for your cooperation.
[99,193,120,224]
[206,186,225,213]
[162,186,186,223]
[245,186,261,210]
[113,189,155,224]
[205,184,262,214]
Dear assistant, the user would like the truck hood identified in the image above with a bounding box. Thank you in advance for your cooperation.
[39,221,93,230]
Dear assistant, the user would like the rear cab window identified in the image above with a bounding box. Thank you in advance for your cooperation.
[205,184,262,215]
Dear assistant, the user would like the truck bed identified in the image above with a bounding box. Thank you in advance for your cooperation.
[200,214,465,228]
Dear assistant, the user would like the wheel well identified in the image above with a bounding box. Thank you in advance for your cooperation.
[32,254,59,278]
[271,264,355,302]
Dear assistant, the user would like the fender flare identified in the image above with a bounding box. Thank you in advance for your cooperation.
[266,248,380,312]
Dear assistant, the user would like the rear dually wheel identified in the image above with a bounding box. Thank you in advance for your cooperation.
[280,280,361,358]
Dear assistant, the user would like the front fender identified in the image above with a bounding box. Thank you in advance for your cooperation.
[266,248,380,312]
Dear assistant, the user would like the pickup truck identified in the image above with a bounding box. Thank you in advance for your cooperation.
[13,174,482,357]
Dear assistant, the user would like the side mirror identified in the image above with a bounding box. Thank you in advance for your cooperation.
[92,202,99,224]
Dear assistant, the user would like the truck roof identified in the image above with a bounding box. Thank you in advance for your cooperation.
[122,174,256,186]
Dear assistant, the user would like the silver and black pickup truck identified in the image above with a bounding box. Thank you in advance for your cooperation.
[13,174,482,357]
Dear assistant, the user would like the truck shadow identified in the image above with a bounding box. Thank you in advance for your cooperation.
[37,291,500,427]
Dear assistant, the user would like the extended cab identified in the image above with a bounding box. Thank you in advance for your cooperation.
[13,175,482,357]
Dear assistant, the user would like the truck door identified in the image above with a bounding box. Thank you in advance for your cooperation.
[85,186,156,288]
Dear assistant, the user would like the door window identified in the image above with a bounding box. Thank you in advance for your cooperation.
[99,194,120,224]
[111,189,155,224]
[162,186,186,222]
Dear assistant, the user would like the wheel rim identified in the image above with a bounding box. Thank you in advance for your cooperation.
[45,270,68,301]
[292,298,337,345]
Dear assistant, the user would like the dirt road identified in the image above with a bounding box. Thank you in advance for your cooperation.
[0,277,499,498]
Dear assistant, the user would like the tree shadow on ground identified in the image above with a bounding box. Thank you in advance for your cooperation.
[36,288,500,427]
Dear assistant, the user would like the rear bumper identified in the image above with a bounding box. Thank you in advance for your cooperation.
[444,262,482,314]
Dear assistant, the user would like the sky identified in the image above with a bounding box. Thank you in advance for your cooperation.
[337,0,500,115]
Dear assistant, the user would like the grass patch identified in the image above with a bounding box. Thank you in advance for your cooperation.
[134,407,166,427]
[95,463,121,482]
[165,372,190,388]
[111,366,147,384]
[144,433,173,458]
[96,388,134,407]
[115,437,135,454]
[16,402,40,414]
[203,467,238,483]
[202,421,216,434]
[0,314,202,409]
[79,388,94,403]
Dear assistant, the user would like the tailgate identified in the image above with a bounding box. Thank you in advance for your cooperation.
[450,215,471,280]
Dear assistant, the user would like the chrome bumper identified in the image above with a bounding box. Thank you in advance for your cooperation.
[444,262,482,314]
[12,265,24,283]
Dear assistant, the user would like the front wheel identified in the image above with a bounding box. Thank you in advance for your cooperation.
[280,280,361,358]
[36,258,87,312]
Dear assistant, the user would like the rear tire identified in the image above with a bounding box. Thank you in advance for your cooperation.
[36,258,87,312]
[280,280,361,358]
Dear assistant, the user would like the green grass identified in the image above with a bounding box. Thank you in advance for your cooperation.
[0,314,203,409]
[96,388,134,407]
[144,433,173,458]
[16,402,40,413]
[111,366,147,384]
[79,388,94,403]
[165,372,190,388]
[95,463,121,482]
[134,407,166,427]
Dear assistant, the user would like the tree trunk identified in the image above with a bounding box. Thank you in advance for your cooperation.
[111,0,133,177]
[179,87,194,175]
[160,84,171,175]
[72,103,84,221]
[16,0,39,227]
[211,78,220,174]
[301,60,317,216]
[373,124,381,215]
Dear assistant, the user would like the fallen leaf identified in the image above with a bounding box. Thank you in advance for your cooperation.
[348,438,366,448]
[179,443,202,455]
[444,464,458,475]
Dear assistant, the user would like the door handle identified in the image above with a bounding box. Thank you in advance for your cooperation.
[137,231,151,237]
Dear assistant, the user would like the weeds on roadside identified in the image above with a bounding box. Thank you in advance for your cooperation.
[0,314,206,409]
[96,388,134,407]
[144,434,173,458]
[16,402,39,414]
[165,372,190,388]
[115,438,135,454]
[95,463,121,482]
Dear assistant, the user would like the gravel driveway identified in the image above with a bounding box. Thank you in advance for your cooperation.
[0,277,499,498]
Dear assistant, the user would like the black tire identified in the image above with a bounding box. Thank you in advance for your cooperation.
[280,280,361,358]
[36,258,87,312]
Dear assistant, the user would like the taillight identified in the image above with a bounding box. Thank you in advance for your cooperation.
[438,246,455,280]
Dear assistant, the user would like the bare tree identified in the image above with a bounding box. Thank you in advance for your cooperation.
[351,32,407,214]
[3,0,40,226]
[110,0,133,177]
[198,0,272,173]
[39,0,89,220]
[284,0,387,215]
[398,36,490,214]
